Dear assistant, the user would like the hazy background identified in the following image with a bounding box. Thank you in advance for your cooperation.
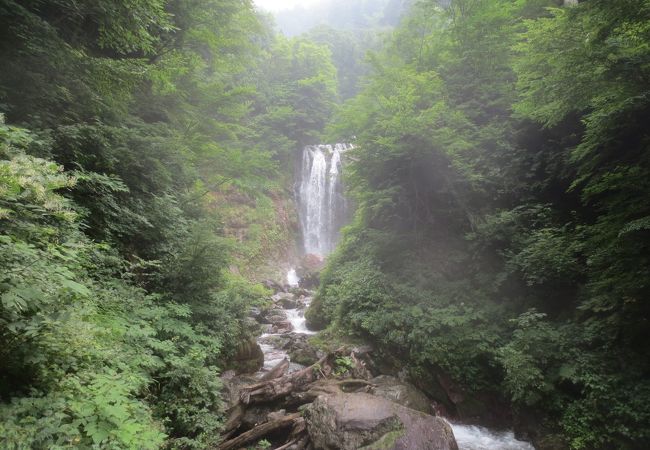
[255,0,321,12]
[254,0,411,36]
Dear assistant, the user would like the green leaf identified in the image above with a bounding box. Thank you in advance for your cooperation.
[61,279,91,296]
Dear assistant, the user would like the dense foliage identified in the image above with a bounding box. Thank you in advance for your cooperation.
[0,0,338,448]
[315,0,650,448]
[2,0,648,448]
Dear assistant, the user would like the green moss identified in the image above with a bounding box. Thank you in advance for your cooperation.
[305,296,330,330]
[307,327,367,353]
[359,429,406,450]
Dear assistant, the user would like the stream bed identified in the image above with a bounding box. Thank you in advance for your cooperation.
[253,271,535,449]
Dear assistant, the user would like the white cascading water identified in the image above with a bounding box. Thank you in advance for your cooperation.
[286,268,299,287]
[298,144,351,256]
[447,421,535,450]
[285,305,316,335]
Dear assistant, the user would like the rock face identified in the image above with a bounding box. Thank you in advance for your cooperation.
[304,393,459,450]
[370,375,434,414]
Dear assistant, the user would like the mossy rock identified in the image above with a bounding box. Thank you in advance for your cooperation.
[305,297,329,330]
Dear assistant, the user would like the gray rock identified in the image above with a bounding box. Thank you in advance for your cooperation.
[288,362,306,373]
[265,311,288,324]
[220,373,259,408]
[304,393,458,450]
[284,333,323,366]
[370,375,434,414]
[289,287,312,297]
[263,279,285,292]
[242,405,280,429]
[271,291,299,308]
[250,306,264,322]
[272,320,293,334]
[271,291,294,302]
[259,334,291,348]
[278,297,299,309]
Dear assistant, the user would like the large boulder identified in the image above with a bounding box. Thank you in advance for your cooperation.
[304,393,458,450]
[262,309,288,324]
[412,368,511,428]
[285,333,324,366]
[271,320,293,334]
[289,287,312,297]
[370,375,433,414]
[249,306,264,322]
[271,292,298,309]
[242,405,285,429]
[297,254,325,289]
[220,371,259,408]
[305,297,329,330]
[259,333,291,349]
[263,279,286,293]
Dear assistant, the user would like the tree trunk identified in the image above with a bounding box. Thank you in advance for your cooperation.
[217,412,301,450]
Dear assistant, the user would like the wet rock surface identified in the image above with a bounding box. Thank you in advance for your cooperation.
[370,375,434,414]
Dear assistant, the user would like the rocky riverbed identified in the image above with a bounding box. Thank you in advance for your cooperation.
[218,279,534,450]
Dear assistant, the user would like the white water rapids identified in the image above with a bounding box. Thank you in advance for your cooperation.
[284,307,316,335]
[258,288,315,372]
[448,421,535,450]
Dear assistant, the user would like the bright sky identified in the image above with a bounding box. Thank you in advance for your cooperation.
[254,0,321,12]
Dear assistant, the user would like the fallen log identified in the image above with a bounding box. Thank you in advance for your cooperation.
[259,358,289,382]
[239,354,330,404]
[219,347,368,446]
[216,412,301,450]
[275,417,307,450]
[221,402,245,438]
[222,358,290,434]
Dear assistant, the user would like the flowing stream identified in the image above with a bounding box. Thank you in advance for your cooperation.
[448,421,535,450]
[256,270,315,373]
[255,271,536,449]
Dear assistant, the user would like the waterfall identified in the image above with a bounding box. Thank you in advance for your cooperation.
[287,268,299,287]
[298,144,351,256]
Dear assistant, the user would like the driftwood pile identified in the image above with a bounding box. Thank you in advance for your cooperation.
[217,348,374,450]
